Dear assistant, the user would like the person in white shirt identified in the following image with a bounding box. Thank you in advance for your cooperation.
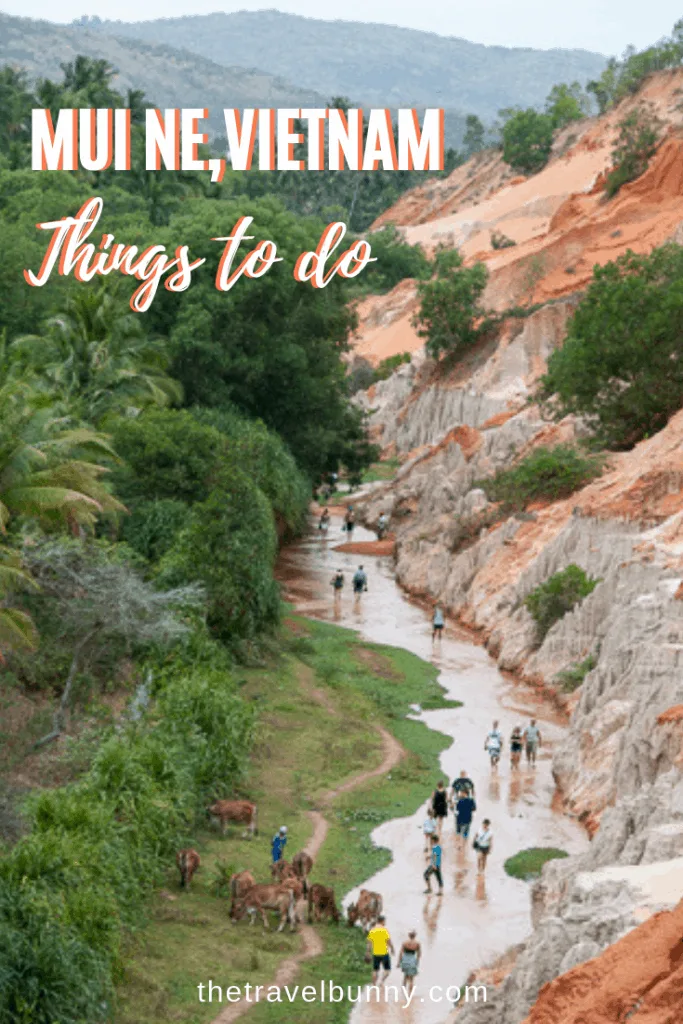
[473,818,493,873]
[421,807,436,856]
[484,720,503,768]
[523,719,542,766]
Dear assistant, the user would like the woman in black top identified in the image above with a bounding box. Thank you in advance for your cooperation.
[431,781,448,838]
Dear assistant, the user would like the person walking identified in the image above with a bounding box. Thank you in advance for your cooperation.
[455,790,477,845]
[473,819,493,874]
[524,719,542,767]
[366,915,394,984]
[331,569,344,602]
[421,807,436,855]
[318,508,330,534]
[452,769,475,802]
[398,931,421,995]
[352,565,368,599]
[432,604,445,642]
[271,825,288,864]
[377,512,389,540]
[431,780,448,838]
[510,726,523,769]
[344,506,355,536]
[485,720,504,768]
[424,834,443,894]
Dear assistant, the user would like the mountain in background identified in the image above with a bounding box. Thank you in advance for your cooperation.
[0,12,329,135]
[81,9,607,119]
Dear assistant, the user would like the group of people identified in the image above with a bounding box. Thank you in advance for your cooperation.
[331,564,368,600]
[366,918,421,991]
[422,773,493,889]
[485,718,543,769]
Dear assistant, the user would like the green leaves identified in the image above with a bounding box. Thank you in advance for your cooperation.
[525,564,600,643]
[413,248,489,361]
[501,109,554,174]
[539,244,683,449]
[478,445,604,510]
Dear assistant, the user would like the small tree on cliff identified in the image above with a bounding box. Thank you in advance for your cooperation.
[413,248,489,361]
[538,244,683,450]
[501,108,554,174]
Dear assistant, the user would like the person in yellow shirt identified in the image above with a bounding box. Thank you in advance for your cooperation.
[366,915,394,984]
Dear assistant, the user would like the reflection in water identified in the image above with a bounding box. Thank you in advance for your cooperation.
[277,518,589,1024]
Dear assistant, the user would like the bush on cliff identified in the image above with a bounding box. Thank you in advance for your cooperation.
[413,248,489,361]
[525,564,599,642]
[605,106,661,197]
[538,244,683,450]
[478,445,603,510]
[501,109,554,174]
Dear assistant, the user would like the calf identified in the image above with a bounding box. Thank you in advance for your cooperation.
[177,849,201,889]
[271,859,296,882]
[230,883,296,932]
[207,799,257,838]
[308,884,340,924]
[229,869,255,900]
[292,850,314,894]
[347,889,383,931]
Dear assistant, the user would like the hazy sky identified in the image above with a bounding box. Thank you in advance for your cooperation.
[2,1,680,56]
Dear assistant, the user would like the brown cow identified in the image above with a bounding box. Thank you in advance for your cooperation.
[176,848,201,889]
[308,884,340,924]
[207,799,257,838]
[229,869,255,900]
[347,889,383,931]
[230,883,296,932]
[292,851,314,894]
[271,859,296,882]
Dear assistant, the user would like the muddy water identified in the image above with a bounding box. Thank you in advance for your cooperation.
[278,519,587,1023]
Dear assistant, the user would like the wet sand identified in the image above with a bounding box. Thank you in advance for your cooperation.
[278,519,588,1023]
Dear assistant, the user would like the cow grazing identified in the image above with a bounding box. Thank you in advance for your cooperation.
[271,859,296,882]
[207,799,257,838]
[177,849,201,889]
[308,884,340,924]
[230,883,297,932]
[229,869,255,900]
[292,851,314,894]
[347,889,383,931]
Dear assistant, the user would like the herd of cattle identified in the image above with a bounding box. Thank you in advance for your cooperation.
[174,799,384,934]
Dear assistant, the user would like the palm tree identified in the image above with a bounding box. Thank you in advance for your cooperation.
[11,285,181,424]
[0,379,124,655]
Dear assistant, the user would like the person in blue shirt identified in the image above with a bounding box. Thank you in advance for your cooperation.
[455,792,477,844]
[432,605,445,642]
[271,825,288,863]
[423,834,443,894]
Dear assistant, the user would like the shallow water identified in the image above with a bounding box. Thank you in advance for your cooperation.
[278,518,588,1022]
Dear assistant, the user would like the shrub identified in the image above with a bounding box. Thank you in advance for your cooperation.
[525,564,599,642]
[556,653,597,692]
[490,229,516,250]
[501,109,554,174]
[478,445,603,509]
[538,244,683,449]
[605,107,661,197]
[504,847,569,881]
[375,352,412,380]
[354,225,431,294]
[158,468,279,644]
[121,498,191,562]
[413,248,489,361]
[545,82,590,129]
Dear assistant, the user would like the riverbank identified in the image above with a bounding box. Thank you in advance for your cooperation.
[114,615,456,1024]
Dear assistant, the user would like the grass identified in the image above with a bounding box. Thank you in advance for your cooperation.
[504,847,569,881]
[361,458,401,484]
[114,616,458,1024]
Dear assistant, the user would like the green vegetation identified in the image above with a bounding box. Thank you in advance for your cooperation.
[504,847,569,881]
[545,82,591,129]
[586,20,683,113]
[413,248,489,361]
[605,106,662,197]
[362,457,401,483]
[114,617,457,1024]
[556,654,597,693]
[463,114,487,157]
[525,565,600,643]
[501,109,555,174]
[539,244,683,450]
[490,230,516,250]
[354,226,431,294]
[477,445,604,510]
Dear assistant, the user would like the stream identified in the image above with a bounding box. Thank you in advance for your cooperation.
[278,517,588,1023]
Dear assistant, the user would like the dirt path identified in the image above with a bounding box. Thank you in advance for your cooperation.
[213,669,404,1024]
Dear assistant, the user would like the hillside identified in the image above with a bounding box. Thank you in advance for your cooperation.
[79,10,606,120]
[0,12,329,133]
[349,67,683,1024]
